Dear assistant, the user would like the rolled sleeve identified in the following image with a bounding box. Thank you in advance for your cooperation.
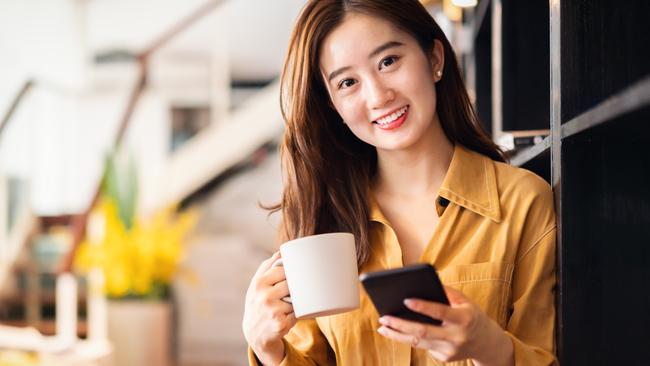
[248,318,334,365]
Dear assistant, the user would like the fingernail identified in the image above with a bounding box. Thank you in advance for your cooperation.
[377,327,386,335]
[378,317,388,325]
[404,299,414,307]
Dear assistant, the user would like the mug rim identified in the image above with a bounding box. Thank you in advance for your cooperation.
[280,232,354,250]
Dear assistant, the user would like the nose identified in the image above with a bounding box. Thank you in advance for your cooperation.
[364,77,395,110]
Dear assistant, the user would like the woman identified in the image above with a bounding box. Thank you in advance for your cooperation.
[242,0,557,365]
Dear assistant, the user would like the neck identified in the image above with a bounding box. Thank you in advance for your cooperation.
[374,115,454,199]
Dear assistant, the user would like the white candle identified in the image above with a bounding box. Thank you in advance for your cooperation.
[56,272,77,342]
[86,209,108,341]
[87,268,108,341]
[0,172,7,262]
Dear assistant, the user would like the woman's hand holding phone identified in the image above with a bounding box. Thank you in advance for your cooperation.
[242,251,296,366]
[376,286,514,366]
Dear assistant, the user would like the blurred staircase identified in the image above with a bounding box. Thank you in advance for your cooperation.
[0,0,284,363]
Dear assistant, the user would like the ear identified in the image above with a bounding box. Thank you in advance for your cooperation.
[430,39,445,82]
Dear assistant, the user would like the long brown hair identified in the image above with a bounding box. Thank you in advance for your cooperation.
[272,0,505,267]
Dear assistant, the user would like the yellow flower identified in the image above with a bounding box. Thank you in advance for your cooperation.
[0,350,38,366]
[74,197,197,299]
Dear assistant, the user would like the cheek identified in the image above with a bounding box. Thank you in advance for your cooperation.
[334,96,366,124]
[405,65,438,117]
[405,63,436,98]
[332,97,376,143]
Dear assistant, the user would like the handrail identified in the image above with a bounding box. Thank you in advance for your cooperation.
[141,0,223,58]
[0,80,34,138]
[61,60,148,272]
[0,80,36,292]
[60,0,224,272]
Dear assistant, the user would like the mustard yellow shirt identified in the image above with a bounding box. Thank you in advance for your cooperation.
[249,145,558,365]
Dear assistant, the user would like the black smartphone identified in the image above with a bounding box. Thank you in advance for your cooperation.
[359,264,449,325]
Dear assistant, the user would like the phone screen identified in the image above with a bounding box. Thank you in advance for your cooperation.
[359,264,449,325]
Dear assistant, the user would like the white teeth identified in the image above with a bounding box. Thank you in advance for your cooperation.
[376,106,408,125]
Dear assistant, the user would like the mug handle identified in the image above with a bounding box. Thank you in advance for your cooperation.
[271,258,292,304]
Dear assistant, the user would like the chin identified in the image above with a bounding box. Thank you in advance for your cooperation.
[352,125,424,151]
[374,137,419,152]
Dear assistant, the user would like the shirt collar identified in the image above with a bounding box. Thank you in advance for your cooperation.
[437,144,502,222]
[369,144,502,224]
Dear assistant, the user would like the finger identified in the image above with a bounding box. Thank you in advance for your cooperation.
[269,280,291,301]
[262,287,293,314]
[261,265,287,286]
[254,251,281,279]
[377,325,421,347]
[286,311,297,326]
[428,349,450,362]
[404,299,466,325]
[378,315,450,342]
[274,298,294,314]
[278,312,297,333]
[443,286,469,306]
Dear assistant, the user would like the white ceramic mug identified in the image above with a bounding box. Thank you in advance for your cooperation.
[272,232,360,318]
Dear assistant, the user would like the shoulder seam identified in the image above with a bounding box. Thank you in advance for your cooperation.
[516,225,556,264]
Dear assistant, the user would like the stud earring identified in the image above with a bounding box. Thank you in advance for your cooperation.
[436,70,442,78]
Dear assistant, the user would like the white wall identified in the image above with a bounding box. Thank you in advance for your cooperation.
[0,0,87,96]
[0,0,298,216]
[0,65,139,215]
[85,0,209,52]
[0,0,88,214]
[123,89,172,214]
[0,0,210,216]
[84,0,305,82]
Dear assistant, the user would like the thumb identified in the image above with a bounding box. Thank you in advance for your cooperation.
[443,286,468,306]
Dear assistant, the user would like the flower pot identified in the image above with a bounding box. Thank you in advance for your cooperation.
[107,300,172,366]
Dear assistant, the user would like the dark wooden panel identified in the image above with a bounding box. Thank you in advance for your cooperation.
[501,0,549,131]
[561,0,650,123]
[474,4,492,135]
[560,106,650,364]
[561,76,650,140]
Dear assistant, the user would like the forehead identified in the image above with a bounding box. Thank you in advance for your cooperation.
[319,13,413,72]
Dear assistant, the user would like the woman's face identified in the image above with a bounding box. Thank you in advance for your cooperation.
[319,13,444,152]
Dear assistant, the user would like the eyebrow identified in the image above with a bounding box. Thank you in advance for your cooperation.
[326,40,405,83]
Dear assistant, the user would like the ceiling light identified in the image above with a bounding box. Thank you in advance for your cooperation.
[452,0,478,7]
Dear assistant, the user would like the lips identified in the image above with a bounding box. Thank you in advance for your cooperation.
[372,105,409,131]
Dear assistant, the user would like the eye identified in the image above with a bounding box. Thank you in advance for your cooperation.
[379,56,399,70]
[338,78,357,89]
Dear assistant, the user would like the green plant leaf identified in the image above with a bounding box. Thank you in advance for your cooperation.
[101,149,138,229]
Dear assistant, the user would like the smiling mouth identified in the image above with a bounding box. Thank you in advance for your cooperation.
[372,105,409,130]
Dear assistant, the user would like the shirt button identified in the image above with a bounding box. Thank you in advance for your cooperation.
[438,197,450,207]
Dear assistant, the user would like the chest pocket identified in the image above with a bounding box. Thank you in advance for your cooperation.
[438,261,514,328]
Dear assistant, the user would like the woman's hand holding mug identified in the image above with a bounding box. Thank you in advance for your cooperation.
[243,251,296,366]
[243,232,359,365]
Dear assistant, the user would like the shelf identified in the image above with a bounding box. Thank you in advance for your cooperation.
[509,136,550,167]
[471,0,649,362]
[561,75,650,139]
[2,319,88,337]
